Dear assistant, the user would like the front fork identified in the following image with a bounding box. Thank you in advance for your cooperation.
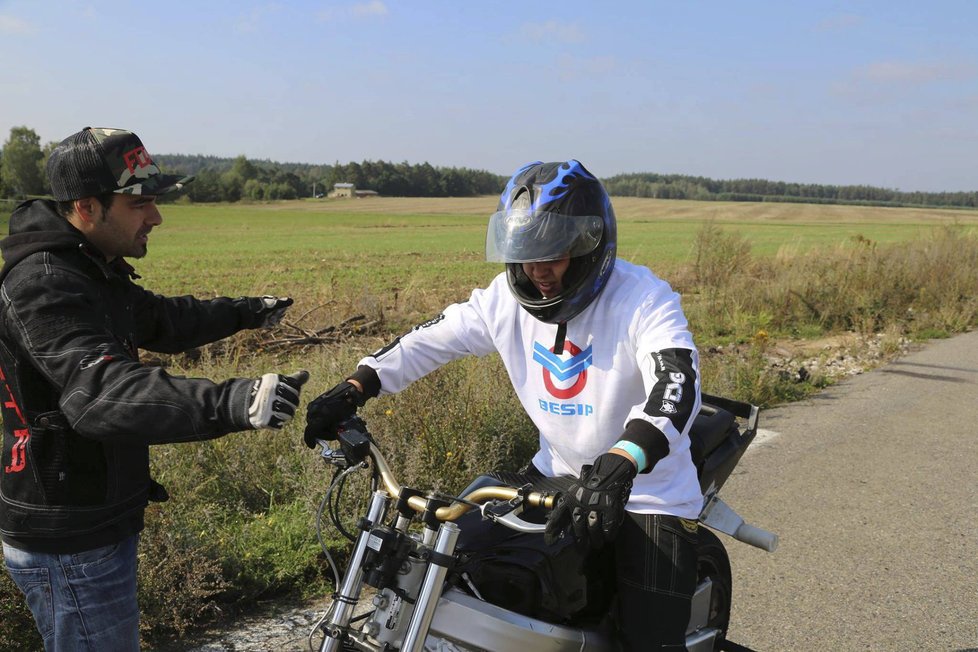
[319,491,463,652]
[319,490,390,652]
[400,521,460,652]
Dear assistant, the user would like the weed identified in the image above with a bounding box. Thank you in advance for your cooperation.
[0,565,42,651]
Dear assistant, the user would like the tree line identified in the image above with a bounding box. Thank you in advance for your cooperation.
[0,126,505,203]
[3,125,976,208]
[603,172,978,209]
[160,154,505,202]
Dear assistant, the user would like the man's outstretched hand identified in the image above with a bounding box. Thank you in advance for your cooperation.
[247,370,309,429]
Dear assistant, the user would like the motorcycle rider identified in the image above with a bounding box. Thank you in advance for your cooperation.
[305,160,702,650]
[0,127,308,651]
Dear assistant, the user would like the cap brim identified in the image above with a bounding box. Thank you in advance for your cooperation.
[114,174,195,196]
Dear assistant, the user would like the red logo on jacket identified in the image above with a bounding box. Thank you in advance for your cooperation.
[0,365,29,474]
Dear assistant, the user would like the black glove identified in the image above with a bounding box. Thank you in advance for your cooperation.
[244,296,293,328]
[544,452,637,549]
[246,370,309,429]
[303,380,367,447]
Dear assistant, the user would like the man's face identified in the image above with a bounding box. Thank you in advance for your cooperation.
[86,194,163,260]
[521,256,571,298]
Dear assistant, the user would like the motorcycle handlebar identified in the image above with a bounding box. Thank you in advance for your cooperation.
[317,427,557,524]
[371,441,556,520]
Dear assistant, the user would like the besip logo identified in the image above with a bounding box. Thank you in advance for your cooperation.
[532,340,592,399]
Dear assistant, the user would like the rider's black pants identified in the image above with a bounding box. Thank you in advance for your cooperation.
[615,513,699,651]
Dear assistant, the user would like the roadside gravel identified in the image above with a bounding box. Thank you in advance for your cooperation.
[151,597,333,652]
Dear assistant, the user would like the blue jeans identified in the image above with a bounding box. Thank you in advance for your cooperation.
[2,535,140,651]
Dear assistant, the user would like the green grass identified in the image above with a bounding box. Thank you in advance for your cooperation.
[135,201,497,324]
[617,199,978,262]
[130,197,978,326]
[6,197,965,307]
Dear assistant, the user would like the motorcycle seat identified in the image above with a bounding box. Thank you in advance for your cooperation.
[689,399,737,468]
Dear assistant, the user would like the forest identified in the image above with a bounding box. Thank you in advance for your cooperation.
[2,125,976,208]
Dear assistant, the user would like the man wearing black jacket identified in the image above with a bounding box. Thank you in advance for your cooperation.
[0,127,308,651]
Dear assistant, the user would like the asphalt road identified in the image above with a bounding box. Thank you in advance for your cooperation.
[721,330,978,652]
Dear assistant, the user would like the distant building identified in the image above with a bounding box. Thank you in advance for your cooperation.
[328,182,379,199]
[328,182,355,198]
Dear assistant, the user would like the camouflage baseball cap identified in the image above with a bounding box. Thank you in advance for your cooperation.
[46,127,194,202]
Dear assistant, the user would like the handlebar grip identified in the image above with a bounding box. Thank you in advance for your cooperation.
[734,523,779,552]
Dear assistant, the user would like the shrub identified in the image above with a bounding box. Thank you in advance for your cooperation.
[363,355,537,494]
[138,505,229,641]
[0,566,42,651]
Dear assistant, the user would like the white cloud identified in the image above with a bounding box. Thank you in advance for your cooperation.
[519,20,586,45]
[352,1,387,17]
[855,60,978,85]
[0,13,34,34]
[318,1,388,22]
[833,59,978,102]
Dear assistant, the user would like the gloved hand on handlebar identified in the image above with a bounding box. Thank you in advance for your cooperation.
[303,380,368,447]
[544,452,637,549]
[246,370,309,429]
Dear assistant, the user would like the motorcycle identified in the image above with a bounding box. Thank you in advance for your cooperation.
[307,393,777,652]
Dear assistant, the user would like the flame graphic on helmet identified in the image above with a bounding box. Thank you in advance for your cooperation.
[499,160,597,212]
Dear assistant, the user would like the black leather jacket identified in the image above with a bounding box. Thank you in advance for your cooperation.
[0,200,263,552]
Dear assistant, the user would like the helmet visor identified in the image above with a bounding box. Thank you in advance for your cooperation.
[485,210,604,263]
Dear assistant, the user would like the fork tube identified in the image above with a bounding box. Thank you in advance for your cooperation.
[394,514,412,532]
[319,490,389,652]
[400,522,460,652]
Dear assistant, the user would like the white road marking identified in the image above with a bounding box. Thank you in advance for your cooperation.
[751,428,781,447]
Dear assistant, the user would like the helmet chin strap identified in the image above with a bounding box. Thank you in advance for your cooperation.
[553,322,567,355]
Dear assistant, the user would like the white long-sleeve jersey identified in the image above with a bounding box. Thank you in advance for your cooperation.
[359,260,703,517]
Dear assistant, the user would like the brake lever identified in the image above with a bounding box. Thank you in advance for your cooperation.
[318,441,350,469]
[480,495,523,520]
[480,484,550,534]
[492,511,547,534]
[479,483,538,524]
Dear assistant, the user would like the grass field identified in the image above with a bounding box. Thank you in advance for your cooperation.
[117,196,978,330]
[9,197,977,290]
[2,195,978,649]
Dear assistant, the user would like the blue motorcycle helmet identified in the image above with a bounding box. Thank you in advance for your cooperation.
[486,160,617,324]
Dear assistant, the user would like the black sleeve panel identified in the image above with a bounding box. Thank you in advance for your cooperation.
[617,348,699,473]
[642,348,699,434]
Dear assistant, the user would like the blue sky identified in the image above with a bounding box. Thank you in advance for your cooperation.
[1,1,976,192]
